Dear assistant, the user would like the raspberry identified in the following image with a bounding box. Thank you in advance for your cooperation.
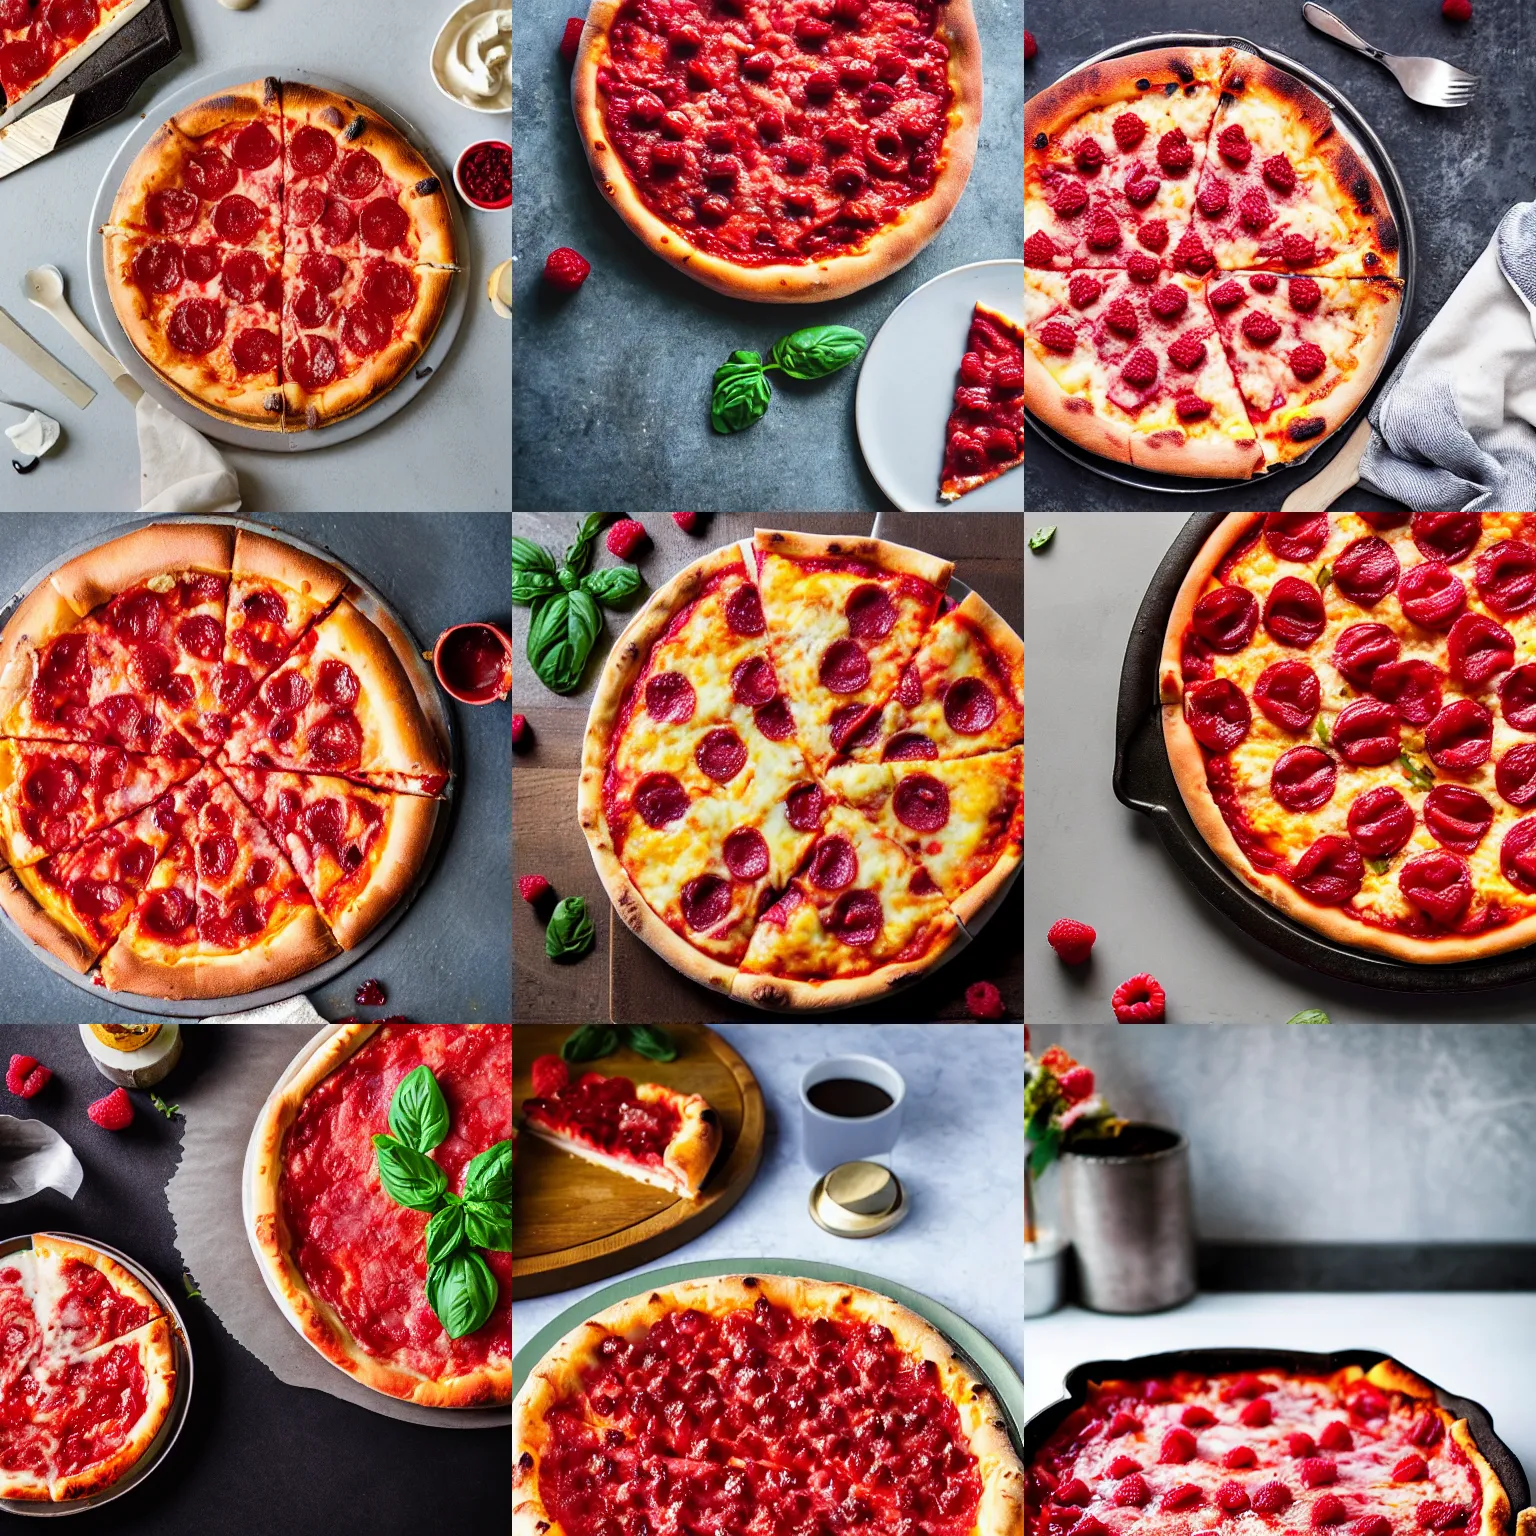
[355,979,386,1006]
[1169,334,1207,372]
[1150,283,1188,320]
[1283,232,1317,266]
[1353,1520,1392,1536]
[1289,275,1323,312]
[1250,272,1279,293]
[1217,1482,1251,1513]
[1068,272,1103,308]
[1242,309,1283,346]
[1047,918,1096,964]
[1250,1482,1293,1515]
[671,511,701,533]
[606,518,648,559]
[1114,1475,1152,1508]
[1263,154,1298,194]
[544,247,592,292]
[1040,321,1077,355]
[1312,1495,1348,1527]
[1055,1479,1091,1507]
[530,1054,570,1099]
[1176,393,1212,421]
[559,16,585,63]
[1107,1457,1141,1479]
[1086,214,1121,251]
[511,713,531,749]
[1238,188,1274,230]
[1112,973,1166,1022]
[1109,1411,1143,1436]
[520,874,552,903]
[1137,218,1169,252]
[1052,179,1088,217]
[1217,122,1252,166]
[1173,229,1213,273]
[1161,1485,1203,1513]
[1126,251,1159,283]
[1159,1428,1197,1464]
[1124,172,1160,207]
[965,981,1006,1020]
[1105,298,1139,337]
[1157,128,1193,176]
[1057,1065,1095,1101]
[1024,28,1037,59]
[1073,138,1103,173]
[1290,342,1327,382]
[87,1088,134,1131]
[6,1054,51,1098]
[1301,1458,1338,1489]
[1443,0,1472,17]
[1319,1421,1354,1452]
[1121,347,1158,389]
[1393,1456,1429,1483]
[1224,1446,1258,1469]
[1209,279,1246,310]
[1112,112,1146,150]
[1196,179,1230,216]
[1024,230,1058,267]
[1240,1397,1273,1427]
[1289,1433,1318,1457]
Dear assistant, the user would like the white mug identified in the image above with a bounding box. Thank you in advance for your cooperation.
[799,1055,906,1173]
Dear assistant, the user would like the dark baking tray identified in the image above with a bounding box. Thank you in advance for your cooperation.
[1024,30,1418,499]
[1112,513,1536,993]
[1026,1348,1531,1525]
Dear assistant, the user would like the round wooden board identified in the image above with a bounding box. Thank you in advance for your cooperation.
[512,1024,765,1299]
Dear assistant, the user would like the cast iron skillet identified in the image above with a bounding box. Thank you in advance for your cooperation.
[1026,1347,1531,1524]
[1112,514,1536,994]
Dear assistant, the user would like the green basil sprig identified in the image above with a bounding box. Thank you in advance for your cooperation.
[712,351,774,433]
[545,896,595,961]
[769,325,867,380]
[1397,751,1435,791]
[561,1023,620,1063]
[624,1024,678,1062]
[1028,526,1056,553]
[710,326,867,434]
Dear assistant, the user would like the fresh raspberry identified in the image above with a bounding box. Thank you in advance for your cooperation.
[1057,1065,1095,1101]
[1156,128,1193,176]
[1073,138,1103,173]
[1086,213,1121,251]
[1392,1456,1428,1483]
[511,713,531,749]
[606,518,648,559]
[965,981,1006,1020]
[1161,1485,1203,1513]
[1121,347,1158,389]
[559,16,585,63]
[1289,275,1323,312]
[530,1054,570,1099]
[1352,1519,1391,1536]
[1114,1474,1152,1508]
[1282,232,1317,266]
[1169,334,1207,371]
[1217,122,1251,166]
[1443,0,1472,18]
[1105,297,1139,337]
[1137,218,1169,252]
[1251,272,1280,294]
[1176,393,1212,421]
[1024,230,1058,267]
[1113,973,1166,1022]
[1196,179,1230,217]
[1068,272,1103,308]
[1240,1397,1274,1427]
[1290,342,1327,382]
[1319,1421,1354,1451]
[1289,1433,1318,1457]
[1238,188,1274,230]
[354,979,386,1006]
[1225,1446,1258,1470]
[1300,1458,1338,1489]
[1311,1494,1347,1527]
[1172,229,1213,273]
[1124,171,1160,207]
[1054,1479,1091,1507]
[1126,251,1159,283]
[1209,279,1246,309]
[544,247,592,292]
[1217,1482,1251,1513]
[1149,283,1188,320]
[1112,111,1146,150]
[1024,29,1037,60]
[1040,321,1077,355]
[1047,918,1096,964]
[1159,1428,1197,1464]
[520,874,552,903]
[1250,1482,1293,1515]
[6,1054,51,1098]
[671,511,701,533]
[1052,179,1088,217]
[1107,1456,1141,1479]
[87,1088,133,1131]
[1243,309,1283,346]
[1262,154,1298,194]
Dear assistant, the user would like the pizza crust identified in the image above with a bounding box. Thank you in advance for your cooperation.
[753,527,954,590]
[231,528,349,611]
[1026,45,1234,148]
[29,1234,165,1330]
[48,523,235,616]
[0,859,100,973]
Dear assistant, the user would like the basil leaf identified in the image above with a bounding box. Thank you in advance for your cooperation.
[1315,715,1331,747]
[558,566,581,593]
[389,1065,450,1154]
[562,513,609,582]
[582,566,643,606]
[1397,751,1435,791]
[511,567,561,605]
[1028,525,1056,552]
[624,1024,678,1062]
[1317,562,1333,594]
[426,1199,468,1267]
[1285,1008,1332,1025]
[426,1249,499,1340]
[561,1023,619,1063]
[768,325,866,381]
[511,538,556,573]
[546,895,596,960]
[462,1198,514,1253]
[464,1139,514,1204]
[1366,856,1392,876]
[711,351,772,434]
[527,590,603,694]
[373,1134,448,1213]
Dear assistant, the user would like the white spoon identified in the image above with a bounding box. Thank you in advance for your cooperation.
[22,265,143,404]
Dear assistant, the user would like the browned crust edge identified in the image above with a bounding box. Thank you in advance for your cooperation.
[752,528,954,590]
[49,523,236,616]
[231,528,348,611]
[1025,46,1235,148]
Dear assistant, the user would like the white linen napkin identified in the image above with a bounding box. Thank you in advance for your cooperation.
[201,996,328,1025]
[0,1114,84,1202]
[136,394,242,513]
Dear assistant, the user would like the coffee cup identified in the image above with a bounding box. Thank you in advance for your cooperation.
[799,1055,906,1173]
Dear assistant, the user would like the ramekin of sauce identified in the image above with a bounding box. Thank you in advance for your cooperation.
[454,140,512,211]
[433,622,513,703]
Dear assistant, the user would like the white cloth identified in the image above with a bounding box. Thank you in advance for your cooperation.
[1361,203,1536,510]
[201,996,328,1025]
[136,394,242,513]
[0,1115,83,1203]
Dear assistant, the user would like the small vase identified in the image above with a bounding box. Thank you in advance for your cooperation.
[1023,1229,1068,1318]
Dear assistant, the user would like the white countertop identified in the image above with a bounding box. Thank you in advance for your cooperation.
[1027,1293,1536,1499]
[513,1023,1024,1379]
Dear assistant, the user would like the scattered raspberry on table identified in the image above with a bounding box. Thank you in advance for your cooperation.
[560,16,585,61]
[87,1088,134,1130]
[1047,918,1096,965]
[1112,974,1167,1023]
[520,874,552,903]
[512,713,531,749]
[965,981,1006,1020]
[672,512,701,533]
[1025,30,1037,60]
[6,1054,51,1098]
[544,247,591,293]
[1442,0,1472,20]
[354,979,386,1007]
[606,519,648,559]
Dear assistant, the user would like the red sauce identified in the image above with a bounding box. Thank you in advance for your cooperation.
[436,623,512,702]
[457,141,512,207]
[525,1072,678,1165]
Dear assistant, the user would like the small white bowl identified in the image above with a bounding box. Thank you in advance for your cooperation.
[431,1,512,114]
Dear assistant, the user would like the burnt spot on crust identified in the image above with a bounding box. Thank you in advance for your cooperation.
[1033,131,1048,149]
[345,114,368,140]
[1063,396,1094,414]
[1164,82,1179,97]
[263,392,282,414]
[1136,77,1151,91]
[262,77,279,106]
[413,175,442,197]
[1171,57,1195,83]
[741,1276,760,1288]
[517,1452,534,1472]
[700,1108,720,1127]
[1144,429,1187,447]
[1288,416,1327,442]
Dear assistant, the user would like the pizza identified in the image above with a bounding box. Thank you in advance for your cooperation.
[519,1054,722,1198]
[250,1022,512,1407]
[0,523,446,999]
[100,78,457,431]
[940,303,1025,502]
[0,1234,178,1503]
[1025,1360,1514,1536]
[1024,46,1403,478]
[570,0,983,302]
[514,1273,1025,1536]
[0,0,148,127]
[1159,512,1536,965]
[578,529,1023,1011]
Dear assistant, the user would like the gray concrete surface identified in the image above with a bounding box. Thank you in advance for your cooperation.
[512,1,1024,511]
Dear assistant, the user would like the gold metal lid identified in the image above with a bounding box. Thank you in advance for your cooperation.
[89,1023,160,1053]
[808,1161,908,1238]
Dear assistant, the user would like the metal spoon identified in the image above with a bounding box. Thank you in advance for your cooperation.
[21,266,143,403]
[1302,4,1478,109]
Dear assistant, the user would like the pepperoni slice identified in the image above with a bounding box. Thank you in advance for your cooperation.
[1347,785,1414,857]
[1448,612,1515,687]
[723,827,770,881]
[293,283,335,331]
[1424,698,1492,771]
[1183,678,1251,753]
[695,728,746,783]
[231,327,280,376]
[1496,742,1536,807]
[264,671,312,714]
[289,125,337,177]
[1263,576,1327,645]
[1252,660,1319,731]
[827,888,882,946]
[680,874,731,930]
[342,301,392,357]
[753,697,794,740]
[335,149,383,199]
[310,713,363,770]
[44,0,97,44]
[1358,512,1410,529]
[785,782,826,831]
[110,590,165,643]
[1412,512,1482,565]
[232,122,280,170]
[1476,539,1536,616]
[730,657,776,707]
[184,243,221,282]
[286,334,339,391]
[644,671,695,722]
[320,197,358,247]
[220,249,270,304]
[895,663,921,709]
[1423,785,1493,853]
[943,677,998,735]
[212,195,262,244]
[1400,850,1472,924]
[1332,623,1399,689]
[845,583,896,640]
[72,879,126,919]
[176,614,223,662]
[318,659,359,707]
[1333,536,1402,606]
[299,251,346,293]
[1190,585,1258,652]
[1330,699,1399,766]
[300,799,346,848]
[725,583,766,636]
[23,759,83,814]
[1501,817,1536,894]
[178,146,232,202]
[167,298,225,356]
[808,835,856,890]
[1289,836,1363,907]
[132,241,184,295]
[198,833,237,880]
[146,188,199,234]
[884,732,938,760]
[289,187,328,227]
[359,197,410,251]
[1262,513,1329,563]
[362,260,415,316]
[1500,664,1536,731]
[817,638,869,695]
[1368,659,1443,726]
[1397,561,1465,629]
[141,887,194,937]
[893,773,950,832]
[839,710,884,756]
[1270,746,1336,812]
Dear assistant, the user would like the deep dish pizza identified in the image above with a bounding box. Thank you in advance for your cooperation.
[578,530,1023,1011]
[0,522,446,999]
[1024,46,1403,478]
[0,1234,178,1503]
[0,0,149,128]
[514,1273,1025,1535]
[101,78,457,431]
[1026,1360,1514,1536]
[1158,512,1536,965]
[250,1022,512,1407]
[570,0,982,302]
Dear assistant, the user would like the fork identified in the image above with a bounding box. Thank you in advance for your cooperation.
[1303,4,1478,108]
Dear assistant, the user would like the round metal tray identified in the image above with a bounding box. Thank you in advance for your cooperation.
[1114,512,1536,993]
[0,1231,194,1517]
[0,515,459,1018]
[1024,31,1418,497]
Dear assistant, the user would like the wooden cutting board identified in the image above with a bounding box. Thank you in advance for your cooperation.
[512,1024,765,1299]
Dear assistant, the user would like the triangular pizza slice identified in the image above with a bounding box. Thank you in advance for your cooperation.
[97,821,201,997]
[939,303,1024,502]
[28,1235,165,1361]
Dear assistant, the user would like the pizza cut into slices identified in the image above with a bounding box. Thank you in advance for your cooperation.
[519,1055,721,1200]
[27,1234,164,1359]
[0,1249,42,1392]
[940,303,1024,502]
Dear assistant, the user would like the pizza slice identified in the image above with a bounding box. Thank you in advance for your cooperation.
[1024,265,1266,478]
[753,530,951,772]
[218,599,448,794]
[28,1235,164,1360]
[218,761,436,949]
[843,592,1023,763]
[0,1250,42,1393]
[519,1055,721,1199]
[939,303,1024,502]
[0,0,147,129]
[97,822,200,996]
[1205,271,1403,465]
[822,748,1023,924]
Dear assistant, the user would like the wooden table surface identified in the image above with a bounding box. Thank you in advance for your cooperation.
[512,514,1022,1024]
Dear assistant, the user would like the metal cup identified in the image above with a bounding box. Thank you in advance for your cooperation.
[1059,1123,1196,1314]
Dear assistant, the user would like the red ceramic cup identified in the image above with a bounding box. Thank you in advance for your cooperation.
[434,622,513,704]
